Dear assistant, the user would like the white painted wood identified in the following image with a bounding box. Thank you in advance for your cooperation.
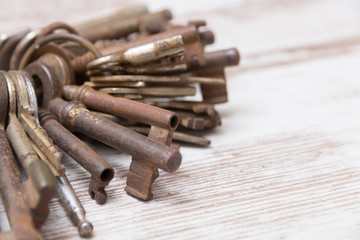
[1,0,360,239]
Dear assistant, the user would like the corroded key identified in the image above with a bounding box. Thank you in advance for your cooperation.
[26,56,115,204]
[39,109,114,204]
[27,54,182,200]
[2,71,56,227]
[49,98,182,200]
[140,100,216,116]
[33,140,93,238]
[72,24,239,74]
[98,85,196,98]
[129,126,211,146]
[56,174,93,238]
[176,109,222,130]
[87,35,185,70]
[0,73,42,240]
[8,70,64,175]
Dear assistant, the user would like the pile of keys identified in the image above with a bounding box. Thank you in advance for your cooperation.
[0,5,239,239]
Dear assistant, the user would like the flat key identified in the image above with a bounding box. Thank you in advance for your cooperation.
[8,70,64,175]
[2,71,56,227]
[0,73,42,239]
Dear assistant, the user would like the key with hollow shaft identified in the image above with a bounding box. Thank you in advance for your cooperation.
[25,55,115,204]
[28,53,182,200]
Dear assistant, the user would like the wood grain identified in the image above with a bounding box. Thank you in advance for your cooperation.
[0,0,360,239]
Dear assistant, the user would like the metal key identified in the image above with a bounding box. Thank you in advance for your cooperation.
[2,71,56,228]
[0,73,42,240]
[33,141,93,238]
[8,70,64,175]
[26,56,115,204]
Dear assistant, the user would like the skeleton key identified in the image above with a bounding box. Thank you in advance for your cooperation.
[25,57,115,204]
[33,140,93,238]
[2,71,56,228]
[8,70,64,175]
[0,73,42,240]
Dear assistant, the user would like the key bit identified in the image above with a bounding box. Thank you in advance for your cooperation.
[176,110,222,130]
[129,126,211,146]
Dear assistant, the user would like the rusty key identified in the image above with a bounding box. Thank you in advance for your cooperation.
[49,98,181,200]
[2,71,56,227]
[38,109,114,204]
[25,56,115,204]
[27,53,182,200]
[0,73,42,240]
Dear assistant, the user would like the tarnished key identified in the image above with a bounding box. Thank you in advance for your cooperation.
[87,35,185,70]
[140,100,216,116]
[56,174,93,238]
[90,74,225,85]
[26,54,182,200]
[0,73,42,240]
[98,85,196,98]
[26,56,115,204]
[39,109,114,205]
[33,141,93,238]
[175,109,222,130]
[8,70,64,175]
[8,69,94,236]
[2,71,56,228]
[129,126,211,146]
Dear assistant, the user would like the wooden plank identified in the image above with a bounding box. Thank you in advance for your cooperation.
[0,0,360,239]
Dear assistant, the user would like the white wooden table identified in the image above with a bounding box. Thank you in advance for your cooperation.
[1,0,360,239]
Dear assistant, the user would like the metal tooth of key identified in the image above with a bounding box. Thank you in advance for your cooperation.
[0,73,42,240]
[10,68,93,237]
[176,110,222,130]
[2,71,56,228]
[129,126,211,146]
[25,55,115,204]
